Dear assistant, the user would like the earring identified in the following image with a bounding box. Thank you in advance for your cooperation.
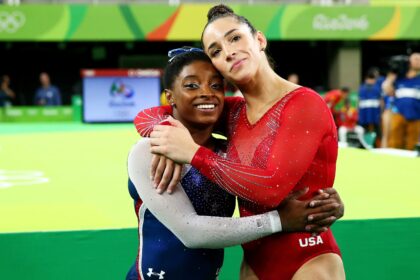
[261,47,265,51]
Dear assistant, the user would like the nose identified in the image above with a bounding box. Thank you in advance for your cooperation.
[200,86,215,98]
[224,46,236,62]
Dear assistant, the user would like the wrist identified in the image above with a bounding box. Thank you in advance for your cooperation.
[186,143,200,164]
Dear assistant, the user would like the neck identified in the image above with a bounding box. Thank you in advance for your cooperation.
[173,111,214,148]
[407,69,420,79]
[234,60,299,123]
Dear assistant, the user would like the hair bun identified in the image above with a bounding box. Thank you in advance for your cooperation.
[207,4,234,21]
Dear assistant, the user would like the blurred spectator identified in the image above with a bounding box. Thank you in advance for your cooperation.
[337,94,371,149]
[5,0,20,5]
[324,86,350,127]
[382,52,420,150]
[34,72,62,106]
[358,68,382,147]
[287,73,299,85]
[0,75,16,107]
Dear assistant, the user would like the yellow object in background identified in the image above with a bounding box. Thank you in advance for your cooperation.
[160,91,169,106]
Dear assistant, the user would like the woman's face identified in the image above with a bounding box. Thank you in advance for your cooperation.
[202,17,265,84]
[168,60,225,128]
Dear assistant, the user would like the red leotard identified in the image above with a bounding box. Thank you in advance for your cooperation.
[134,87,341,280]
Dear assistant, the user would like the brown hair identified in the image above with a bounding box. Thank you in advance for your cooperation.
[201,4,275,70]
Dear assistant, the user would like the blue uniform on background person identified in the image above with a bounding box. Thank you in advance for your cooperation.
[34,72,62,106]
[358,69,382,142]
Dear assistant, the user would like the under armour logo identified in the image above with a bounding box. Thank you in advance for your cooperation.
[147,268,165,279]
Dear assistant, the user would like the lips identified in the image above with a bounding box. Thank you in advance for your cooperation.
[230,59,245,72]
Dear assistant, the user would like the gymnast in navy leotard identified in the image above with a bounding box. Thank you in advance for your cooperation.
[126,48,283,280]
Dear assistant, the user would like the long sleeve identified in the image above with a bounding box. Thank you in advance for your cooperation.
[191,91,336,208]
[133,105,172,137]
[133,97,244,137]
[127,139,282,249]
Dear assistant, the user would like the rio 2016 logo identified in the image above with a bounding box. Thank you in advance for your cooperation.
[110,79,135,99]
[0,11,26,33]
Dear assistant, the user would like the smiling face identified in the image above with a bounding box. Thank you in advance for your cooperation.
[202,16,266,85]
[167,60,225,129]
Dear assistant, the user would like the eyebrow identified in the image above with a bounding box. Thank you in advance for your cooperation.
[207,28,238,52]
[182,75,198,80]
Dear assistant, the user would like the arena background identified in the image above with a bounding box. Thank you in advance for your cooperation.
[1,1,420,279]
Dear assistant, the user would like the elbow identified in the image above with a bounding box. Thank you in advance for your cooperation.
[179,237,203,249]
[175,230,206,249]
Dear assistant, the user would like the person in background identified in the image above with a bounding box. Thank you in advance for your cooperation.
[382,52,420,150]
[358,68,382,147]
[287,73,300,85]
[324,86,351,128]
[0,75,15,107]
[34,72,62,106]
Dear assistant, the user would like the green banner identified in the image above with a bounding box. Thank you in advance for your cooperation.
[1,106,74,122]
[0,4,420,41]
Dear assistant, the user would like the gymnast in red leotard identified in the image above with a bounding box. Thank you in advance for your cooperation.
[139,4,346,280]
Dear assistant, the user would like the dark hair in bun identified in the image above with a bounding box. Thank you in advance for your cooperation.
[207,4,234,21]
[202,4,257,43]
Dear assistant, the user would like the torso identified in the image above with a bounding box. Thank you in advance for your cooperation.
[225,87,341,280]
[129,155,235,280]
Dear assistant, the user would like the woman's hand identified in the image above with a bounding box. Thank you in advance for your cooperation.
[277,187,344,235]
[305,188,344,233]
[150,117,200,164]
[150,154,183,194]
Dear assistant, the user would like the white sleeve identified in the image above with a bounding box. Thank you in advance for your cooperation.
[127,139,282,249]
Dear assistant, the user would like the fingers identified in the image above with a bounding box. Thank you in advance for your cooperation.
[167,164,182,194]
[150,145,167,155]
[150,129,163,138]
[167,117,185,129]
[154,156,167,190]
[150,154,160,182]
[286,187,309,200]
[305,225,328,235]
[308,216,337,228]
[310,192,330,201]
[157,158,175,193]
[308,210,337,223]
[319,188,339,196]
[309,199,337,208]
[309,202,340,213]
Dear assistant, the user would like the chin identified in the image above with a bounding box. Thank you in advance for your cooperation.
[228,70,254,85]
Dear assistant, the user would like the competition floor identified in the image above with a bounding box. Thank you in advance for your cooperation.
[1,123,419,279]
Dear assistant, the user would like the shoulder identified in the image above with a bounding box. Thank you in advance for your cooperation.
[285,87,325,105]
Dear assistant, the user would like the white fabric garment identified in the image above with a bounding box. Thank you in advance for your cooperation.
[127,138,282,249]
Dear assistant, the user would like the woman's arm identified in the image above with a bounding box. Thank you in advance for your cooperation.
[128,138,282,249]
[134,105,173,137]
[133,97,243,137]
[151,91,336,208]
